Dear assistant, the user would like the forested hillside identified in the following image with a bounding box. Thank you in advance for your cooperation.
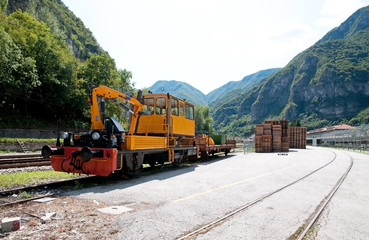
[149,68,279,106]
[205,68,280,104]
[6,0,102,60]
[0,0,133,129]
[150,80,207,105]
[212,5,369,137]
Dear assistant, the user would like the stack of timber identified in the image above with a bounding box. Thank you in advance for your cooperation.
[255,120,289,153]
[289,126,307,149]
[272,125,282,152]
[255,124,272,152]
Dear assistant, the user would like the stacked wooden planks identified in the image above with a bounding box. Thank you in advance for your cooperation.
[255,121,307,152]
[255,120,289,152]
[289,126,307,149]
[272,125,282,152]
[280,120,290,152]
[255,124,272,152]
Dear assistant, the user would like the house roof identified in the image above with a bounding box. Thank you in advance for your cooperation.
[307,124,356,135]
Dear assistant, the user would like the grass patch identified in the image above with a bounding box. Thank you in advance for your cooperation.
[0,138,57,143]
[0,171,80,189]
[18,191,33,199]
[0,150,13,154]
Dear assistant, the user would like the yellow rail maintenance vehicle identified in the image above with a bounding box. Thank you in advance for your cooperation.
[42,85,197,176]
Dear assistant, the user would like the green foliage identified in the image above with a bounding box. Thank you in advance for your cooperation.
[18,191,33,199]
[217,114,254,137]
[0,4,136,129]
[289,119,301,127]
[84,53,120,87]
[210,83,261,132]
[299,113,332,130]
[349,107,369,125]
[0,10,88,128]
[118,68,134,92]
[83,57,134,126]
[0,0,7,13]
[195,105,215,134]
[12,0,103,60]
[0,24,39,98]
[0,137,56,143]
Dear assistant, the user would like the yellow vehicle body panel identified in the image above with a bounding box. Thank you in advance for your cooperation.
[138,114,168,134]
[123,135,167,150]
[171,114,195,136]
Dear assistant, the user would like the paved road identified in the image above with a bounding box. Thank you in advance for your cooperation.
[69,147,369,239]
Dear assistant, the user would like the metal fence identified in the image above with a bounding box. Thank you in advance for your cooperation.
[307,124,369,152]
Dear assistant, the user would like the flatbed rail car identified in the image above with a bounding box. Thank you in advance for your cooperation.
[195,134,236,158]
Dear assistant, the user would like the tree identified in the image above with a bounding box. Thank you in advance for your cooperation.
[289,119,301,127]
[195,105,215,134]
[118,68,134,92]
[0,26,38,117]
[83,53,120,87]
[0,0,7,14]
[1,11,86,127]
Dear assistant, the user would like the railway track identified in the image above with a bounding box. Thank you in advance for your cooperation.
[177,150,353,240]
[0,154,50,169]
[295,152,353,240]
[0,175,101,207]
[0,157,197,207]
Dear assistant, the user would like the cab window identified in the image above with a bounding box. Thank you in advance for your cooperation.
[155,97,166,115]
[180,102,184,116]
[185,104,194,120]
[142,98,154,115]
[171,98,178,116]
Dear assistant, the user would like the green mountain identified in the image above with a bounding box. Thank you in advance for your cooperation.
[6,0,102,60]
[212,5,369,136]
[149,80,207,105]
[205,68,280,104]
[149,68,278,106]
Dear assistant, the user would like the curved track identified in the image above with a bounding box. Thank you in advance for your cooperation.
[178,149,353,240]
[296,151,353,240]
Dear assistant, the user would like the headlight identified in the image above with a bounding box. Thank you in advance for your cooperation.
[60,132,69,139]
[92,132,100,140]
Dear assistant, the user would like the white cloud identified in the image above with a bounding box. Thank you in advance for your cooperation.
[317,0,369,28]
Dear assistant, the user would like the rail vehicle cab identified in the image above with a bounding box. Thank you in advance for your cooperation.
[135,93,195,138]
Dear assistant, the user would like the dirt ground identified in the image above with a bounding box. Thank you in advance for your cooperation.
[0,195,118,239]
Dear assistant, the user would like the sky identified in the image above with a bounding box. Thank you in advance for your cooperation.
[62,0,369,94]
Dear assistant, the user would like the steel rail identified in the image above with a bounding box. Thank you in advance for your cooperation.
[0,161,51,169]
[0,154,42,159]
[0,156,45,161]
[0,154,50,169]
[0,176,92,195]
[0,160,184,197]
[0,193,55,207]
[177,151,338,240]
[296,151,353,240]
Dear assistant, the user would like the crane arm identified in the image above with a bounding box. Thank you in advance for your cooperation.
[90,85,144,135]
